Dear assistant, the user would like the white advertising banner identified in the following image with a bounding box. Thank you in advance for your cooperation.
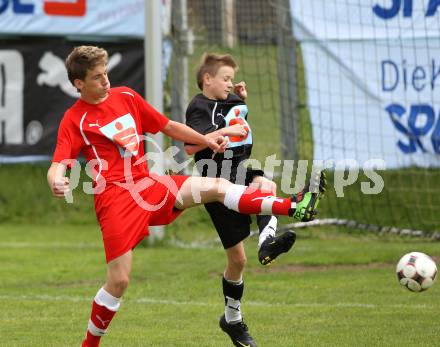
[0,0,145,37]
[291,0,440,168]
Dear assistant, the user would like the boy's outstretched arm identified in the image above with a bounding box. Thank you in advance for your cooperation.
[161,120,227,153]
[184,124,248,155]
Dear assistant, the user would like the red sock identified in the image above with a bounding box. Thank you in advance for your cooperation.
[83,300,117,347]
[224,185,293,216]
[83,330,101,347]
[83,288,120,347]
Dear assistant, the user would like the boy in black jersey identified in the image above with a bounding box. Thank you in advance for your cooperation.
[185,53,296,347]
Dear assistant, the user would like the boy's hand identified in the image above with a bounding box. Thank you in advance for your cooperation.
[206,134,227,154]
[50,177,70,198]
[222,124,248,137]
[234,81,247,100]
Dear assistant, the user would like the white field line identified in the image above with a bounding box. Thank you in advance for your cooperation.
[0,294,436,310]
[0,240,219,250]
[0,242,101,249]
[2,216,436,251]
[1,218,437,251]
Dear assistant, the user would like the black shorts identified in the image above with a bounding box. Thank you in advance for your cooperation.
[204,168,265,249]
[205,202,251,249]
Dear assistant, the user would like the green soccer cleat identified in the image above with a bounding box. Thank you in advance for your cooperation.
[290,170,327,222]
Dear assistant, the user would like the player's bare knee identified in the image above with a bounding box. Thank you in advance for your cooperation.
[214,177,229,188]
[186,177,231,205]
[230,254,247,271]
[257,177,277,194]
[212,177,232,199]
[113,275,130,293]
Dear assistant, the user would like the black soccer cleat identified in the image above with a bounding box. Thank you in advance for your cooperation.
[258,230,296,266]
[219,314,257,347]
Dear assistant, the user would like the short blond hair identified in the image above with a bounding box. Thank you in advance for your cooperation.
[196,53,238,90]
[65,46,108,87]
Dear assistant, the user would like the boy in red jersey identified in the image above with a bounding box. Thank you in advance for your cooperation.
[47,46,325,347]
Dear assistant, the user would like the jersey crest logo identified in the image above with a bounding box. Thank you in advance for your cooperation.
[99,113,140,157]
[224,105,252,147]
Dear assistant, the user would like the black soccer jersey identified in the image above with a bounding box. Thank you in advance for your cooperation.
[185,93,253,183]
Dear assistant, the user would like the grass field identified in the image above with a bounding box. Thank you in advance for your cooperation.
[0,222,439,347]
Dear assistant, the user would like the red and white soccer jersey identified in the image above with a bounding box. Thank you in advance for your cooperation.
[52,87,189,262]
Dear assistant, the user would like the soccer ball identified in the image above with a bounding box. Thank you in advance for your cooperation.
[396,252,437,292]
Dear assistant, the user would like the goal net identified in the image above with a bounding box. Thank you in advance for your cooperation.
[168,0,440,234]
[289,0,440,233]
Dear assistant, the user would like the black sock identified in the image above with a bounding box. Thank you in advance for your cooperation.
[257,215,272,234]
[222,276,244,323]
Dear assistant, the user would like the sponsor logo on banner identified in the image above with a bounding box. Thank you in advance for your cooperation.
[291,0,440,168]
[0,39,144,161]
[0,0,144,37]
[373,0,440,19]
[0,50,24,145]
[37,51,122,98]
[0,0,86,16]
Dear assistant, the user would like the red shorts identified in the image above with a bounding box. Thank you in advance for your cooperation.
[94,175,189,262]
